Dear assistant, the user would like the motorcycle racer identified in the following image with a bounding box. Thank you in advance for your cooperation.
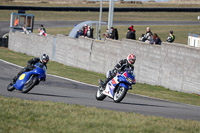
[11,54,49,84]
[99,54,136,89]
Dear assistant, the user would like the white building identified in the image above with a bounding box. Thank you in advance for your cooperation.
[188,33,200,47]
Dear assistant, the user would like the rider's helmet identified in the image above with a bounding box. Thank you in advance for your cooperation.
[127,54,136,65]
[40,54,49,65]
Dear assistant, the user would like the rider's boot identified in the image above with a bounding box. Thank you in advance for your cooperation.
[99,77,111,90]
[11,76,18,84]
[98,79,106,90]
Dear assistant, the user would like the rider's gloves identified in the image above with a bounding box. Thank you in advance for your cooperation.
[111,69,118,77]
[27,63,34,68]
[27,63,31,67]
[113,68,117,74]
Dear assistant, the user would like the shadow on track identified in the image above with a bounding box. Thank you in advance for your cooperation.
[28,92,93,100]
[120,101,187,109]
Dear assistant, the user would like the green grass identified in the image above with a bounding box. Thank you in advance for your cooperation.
[0,95,200,133]
[1,10,199,21]
[0,47,200,106]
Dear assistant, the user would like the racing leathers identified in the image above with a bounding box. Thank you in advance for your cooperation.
[101,59,134,88]
[12,58,47,83]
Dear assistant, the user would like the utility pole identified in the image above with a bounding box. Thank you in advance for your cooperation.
[98,0,103,40]
[108,0,114,33]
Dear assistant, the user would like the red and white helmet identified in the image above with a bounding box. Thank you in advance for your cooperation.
[127,54,136,65]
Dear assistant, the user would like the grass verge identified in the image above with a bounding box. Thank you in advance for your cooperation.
[0,47,199,106]
[0,9,200,22]
[0,95,200,133]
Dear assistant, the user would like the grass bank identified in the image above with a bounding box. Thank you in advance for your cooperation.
[0,47,199,106]
[1,10,199,22]
[0,95,200,133]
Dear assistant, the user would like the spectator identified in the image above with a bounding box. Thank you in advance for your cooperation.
[38,30,47,36]
[114,28,119,40]
[166,30,175,43]
[103,28,110,40]
[22,27,29,34]
[110,27,119,40]
[129,25,136,32]
[76,29,83,38]
[139,27,153,42]
[38,25,47,36]
[82,24,88,37]
[39,25,46,33]
[145,27,153,41]
[126,27,136,40]
[90,27,94,38]
[38,29,47,36]
[110,27,115,39]
[14,17,19,26]
[145,33,154,44]
[153,33,162,45]
[87,26,94,38]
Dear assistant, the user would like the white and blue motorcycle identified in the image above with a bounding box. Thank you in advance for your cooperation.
[96,68,136,103]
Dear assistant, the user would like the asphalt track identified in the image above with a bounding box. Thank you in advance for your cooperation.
[0,60,200,121]
[1,20,200,36]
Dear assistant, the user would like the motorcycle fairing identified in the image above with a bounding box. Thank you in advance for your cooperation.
[104,71,134,97]
[103,76,119,98]
[13,65,45,91]
[13,71,34,91]
[118,83,128,89]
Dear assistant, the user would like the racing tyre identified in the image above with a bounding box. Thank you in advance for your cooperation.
[22,75,38,93]
[7,82,15,91]
[95,88,106,101]
[113,86,127,103]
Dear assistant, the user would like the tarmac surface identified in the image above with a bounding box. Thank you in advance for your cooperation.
[1,60,200,121]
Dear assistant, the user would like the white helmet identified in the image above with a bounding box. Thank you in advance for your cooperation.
[40,54,49,65]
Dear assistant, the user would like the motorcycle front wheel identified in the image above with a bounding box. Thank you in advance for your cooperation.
[113,86,127,103]
[22,76,38,93]
[7,82,15,91]
[95,88,106,101]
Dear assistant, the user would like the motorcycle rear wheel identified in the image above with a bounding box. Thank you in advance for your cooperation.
[113,86,127,103]
[22,76,38,93]
[7,82,15,91]
[95,88,106,101]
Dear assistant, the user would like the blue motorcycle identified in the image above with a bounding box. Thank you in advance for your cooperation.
[96,68,136,103]
[7,62,47,93]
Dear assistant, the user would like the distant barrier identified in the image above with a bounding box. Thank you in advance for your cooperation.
[0,38,8,47]
[8,31,200,94]
[1,6,200,12]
